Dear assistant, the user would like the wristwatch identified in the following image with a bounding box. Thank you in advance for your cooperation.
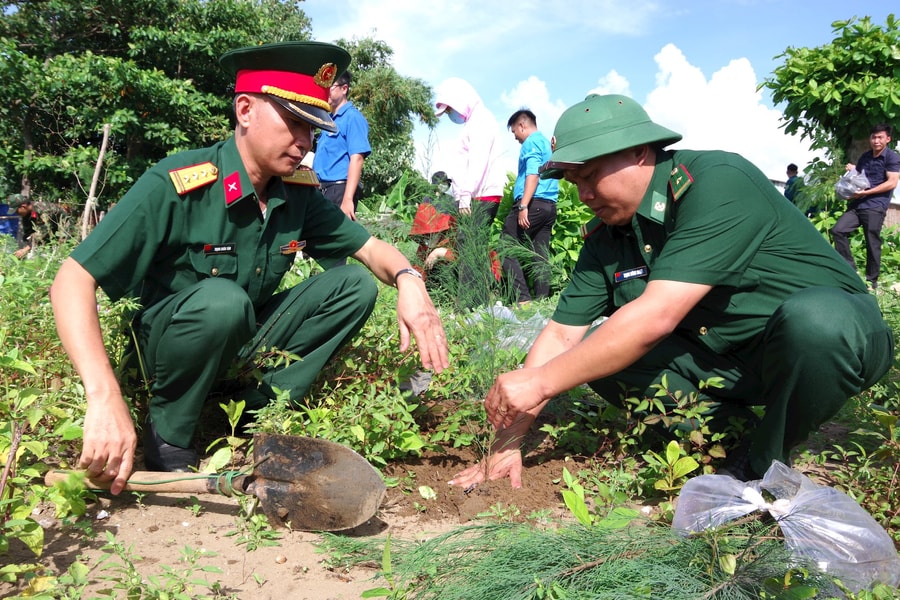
[394,267,423,286]
[518,203,529,211]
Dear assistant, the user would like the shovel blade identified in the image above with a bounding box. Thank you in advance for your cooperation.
[251,433,385,531]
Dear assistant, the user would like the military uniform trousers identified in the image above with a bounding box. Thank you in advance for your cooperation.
[136,265,377,447]
[587,287,893,476]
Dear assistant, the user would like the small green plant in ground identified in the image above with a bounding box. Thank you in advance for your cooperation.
[94,531,229,600]
[224,495,282,552]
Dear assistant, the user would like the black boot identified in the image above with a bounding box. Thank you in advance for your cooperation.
[716,440,759,482]
[143,418,198,472]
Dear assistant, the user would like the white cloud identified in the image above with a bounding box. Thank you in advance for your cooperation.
[588,70,632,97]
[644,44,820,180]
[307,2,821,183]
[309,0,663,82]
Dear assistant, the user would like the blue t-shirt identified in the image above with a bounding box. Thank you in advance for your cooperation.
[853,146,900,210]
[313,101,372,182]
[513,131,559,202]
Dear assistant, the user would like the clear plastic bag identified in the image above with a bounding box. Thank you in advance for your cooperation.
[465,303,548,352]
[835,168,871,199]
[673,461,900,591]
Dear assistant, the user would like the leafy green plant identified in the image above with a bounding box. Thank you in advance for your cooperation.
[225,495,282,552]
[95,532,228,600]
[642,440,700,496]
[203,398,249,473]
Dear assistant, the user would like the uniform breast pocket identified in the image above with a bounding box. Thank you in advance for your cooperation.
[612,278,647,306]
[269,250,296,277]
[189,249,238,279]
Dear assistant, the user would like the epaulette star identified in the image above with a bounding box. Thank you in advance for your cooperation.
[669,164,693,201]
[169,162,219,195]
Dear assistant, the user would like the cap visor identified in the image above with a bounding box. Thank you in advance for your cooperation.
[539,159,584,180]
[270,95,337,132]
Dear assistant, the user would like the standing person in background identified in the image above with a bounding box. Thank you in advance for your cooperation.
[313,70,371,222]
[783,163,801,203]
[501,109,559,306]
[9,195,35,259]
[434,77,506,308]
[831,124,900,291]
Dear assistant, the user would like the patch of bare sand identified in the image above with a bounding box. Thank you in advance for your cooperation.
[4,446,583,599]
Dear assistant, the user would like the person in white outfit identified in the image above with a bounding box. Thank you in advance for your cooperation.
[434,77,507,308]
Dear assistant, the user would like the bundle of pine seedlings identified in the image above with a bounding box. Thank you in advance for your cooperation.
[322,520,849,599]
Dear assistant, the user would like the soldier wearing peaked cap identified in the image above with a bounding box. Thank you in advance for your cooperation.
[51,41,449,493]
[450,94,892,490]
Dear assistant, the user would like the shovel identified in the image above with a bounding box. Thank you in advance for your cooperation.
[45,433,386,532]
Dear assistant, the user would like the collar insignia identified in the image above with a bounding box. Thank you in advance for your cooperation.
[224,171,243,205]
[580,216,603,239]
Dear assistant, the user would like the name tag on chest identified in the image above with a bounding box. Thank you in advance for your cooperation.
[614,266,648,283]
[204,243,235,255]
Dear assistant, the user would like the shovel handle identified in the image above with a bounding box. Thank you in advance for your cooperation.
[45,470,217,494]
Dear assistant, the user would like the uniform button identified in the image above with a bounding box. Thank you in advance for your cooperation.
[699,327,708,335]
[256,267,262,275]
[644,244,652,253]
[211,267,219,276]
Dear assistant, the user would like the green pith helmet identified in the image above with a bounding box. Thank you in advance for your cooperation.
[540,94,682,179]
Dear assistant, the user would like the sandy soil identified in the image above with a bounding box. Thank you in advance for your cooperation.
[4,443,586,599]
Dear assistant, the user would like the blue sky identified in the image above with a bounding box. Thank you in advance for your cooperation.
[304,0,895,182]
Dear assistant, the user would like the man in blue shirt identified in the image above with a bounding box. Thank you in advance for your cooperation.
[832,123,900,290]
[501,109,560,304]
[313,70,371,221]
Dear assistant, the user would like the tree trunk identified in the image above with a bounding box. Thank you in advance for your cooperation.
[82,124,111,240]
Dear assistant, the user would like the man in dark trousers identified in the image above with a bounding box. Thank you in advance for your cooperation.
[831,123,900,290]
[51,41,448,494]
[450,94,892,489]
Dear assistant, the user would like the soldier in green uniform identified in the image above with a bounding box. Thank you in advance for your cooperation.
[51,42,449,494]
[450,94,893,489]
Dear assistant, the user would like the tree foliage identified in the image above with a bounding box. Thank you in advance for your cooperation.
[0,0,313,208]
[761,14,900,161]
[0,2,438,213]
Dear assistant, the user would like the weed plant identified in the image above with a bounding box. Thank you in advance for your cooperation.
[2,172,900,596]
[325,520,853,600]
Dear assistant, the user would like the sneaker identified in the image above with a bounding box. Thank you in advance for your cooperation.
[143,418,198,472]
[716,441,758,482]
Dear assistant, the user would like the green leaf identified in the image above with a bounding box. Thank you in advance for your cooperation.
[719,553,737,575]
[561,489,592,527]
[665,440,681,465]
[672,456,700,480]
[398,430,425,451]
[596,506,640,529]
[205,447,232,473]
[350,424,366,443]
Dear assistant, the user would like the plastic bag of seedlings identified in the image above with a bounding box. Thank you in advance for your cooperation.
[834,168,871,199]
[673,460,900,591]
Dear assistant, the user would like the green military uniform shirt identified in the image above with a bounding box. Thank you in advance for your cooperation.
[72,137,371,312]
[553,149,867,354]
